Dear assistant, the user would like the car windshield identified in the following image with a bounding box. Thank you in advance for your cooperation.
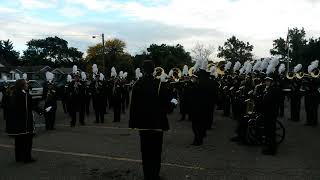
[29,81,41,88]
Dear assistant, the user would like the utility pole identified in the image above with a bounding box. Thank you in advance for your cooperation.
[102,33,105,74]
[286,28,290,73]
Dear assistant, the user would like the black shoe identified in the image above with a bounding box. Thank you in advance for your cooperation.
[262,149,276,155]
[230,136,241,142]
[24,158,37,163]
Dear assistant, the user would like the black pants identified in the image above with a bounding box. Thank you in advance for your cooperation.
[290,96,301,121]
[15,134,33,162]
[85,96,91,115]
[264,117,277,152]
[207,105,216,129]
[223,97,231,117]
[139,130,163,180]
[62,100,68,113]
[44,110,56,130]
[95,109,104,123]
[305,101,319,126]
[191,116,206,144]
[71,109,85,126]
[278,96,285,117]
[113,104,121,122]
[121,100,126,114]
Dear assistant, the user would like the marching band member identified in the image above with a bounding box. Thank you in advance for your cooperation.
[69,66,86,127]
[81,72,91,116]
[6,79,42,163]
[43,72,57,130]
[91,72,106,124]
[129,60,175,180]
[289,64,303,122]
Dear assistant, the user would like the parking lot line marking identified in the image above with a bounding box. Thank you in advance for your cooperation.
[0,144,205,170]
[56,124,173,132]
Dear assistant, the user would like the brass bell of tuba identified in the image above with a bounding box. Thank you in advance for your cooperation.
[170,68,182,82]
[311,68,320,78]
[154,67,165,79]
[286,72,296,80]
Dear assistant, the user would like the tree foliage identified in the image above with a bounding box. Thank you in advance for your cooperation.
[134,44,192,72]
[22,36,83,67]
[191,43,214,62]
[270,28,320,69]
[217,36,254,64]
[85,38,134,79]
[0,39,20,66]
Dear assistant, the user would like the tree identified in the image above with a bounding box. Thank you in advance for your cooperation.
[191,43,214,62]
[270,28,309,68]
[22,36,83,67]
[217,36,254,64]
[0,39,20,66]
[85,38,134,79]
[134,44,192,72]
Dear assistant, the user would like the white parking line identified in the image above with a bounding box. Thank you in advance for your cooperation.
[0,144,205,170]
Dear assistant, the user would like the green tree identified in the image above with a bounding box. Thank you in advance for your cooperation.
[22,36,83,67]
[85,38,134,79]
[135,44,192,72]
[0,39,20,66]
[217,36,254,64]
[270,28,309,68]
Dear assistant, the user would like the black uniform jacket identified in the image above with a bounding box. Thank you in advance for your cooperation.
[129,75,172,131]
[6,90,40,135]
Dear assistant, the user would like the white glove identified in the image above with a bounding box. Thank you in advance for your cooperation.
[45,106,52,112]
[171,98,178,105]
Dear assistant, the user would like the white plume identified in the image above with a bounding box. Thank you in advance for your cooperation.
[225,61,232,71]
[308,60,319,73]
[266,58,279,75]
[278,64,286,74]
[160,73,168,82]
[111,67,117,77]
[72,65,78,74]
[210,66,218,77]
[67,75,72,82]
[92,64,98,74]
[239,68,245,74]
[99,73,105,81]
[182,65,189,76]
[293,64,302,73]
[46,72,54,82]
[2,75,7,82]
[193,59,202,72]
[135,68,143,79]
[245,63,253,74]
[119,71,124,78]
[123,72,128,79]
[168,70,174,77]
[15,73,21,80]
[81,72,87,80]
[22,73,27,80]
[259,58,270,71]
[253,60,262,72]
[233,61,241,72]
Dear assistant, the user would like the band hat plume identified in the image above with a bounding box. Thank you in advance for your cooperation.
[22,73,27,80]
[308,60,319,73]
[224,61,232,71]
[278,63,286,74]
[2,75,8,82]
[15,73,21,80]
[92,64,98,74]
[81,72,87,81]
[245,63,253,74]
[294,64,302,73]
[119,71,124,78]
[253,60,262,72]
[111,67,117,77]
[182,65,189,76]
[72,65,78,74]
[67,75,72,82]
[135,68,143,79]
[46,72,54,82]
[99,73,105,81]
[233,61,241,72]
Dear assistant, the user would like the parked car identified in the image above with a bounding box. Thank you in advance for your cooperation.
[0,80,43,102]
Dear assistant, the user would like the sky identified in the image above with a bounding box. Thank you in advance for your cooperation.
[1,0,320,59]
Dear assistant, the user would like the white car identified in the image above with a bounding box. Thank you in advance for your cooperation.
[28,80,43,99]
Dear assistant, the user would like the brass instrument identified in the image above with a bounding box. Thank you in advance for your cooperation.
[245,98,255,115]
[295,71,305,79]
[188,67,195,77]
[311,68,320,78]
[169,68,182,82]
[286,72,296,80]
[154,67,165,79]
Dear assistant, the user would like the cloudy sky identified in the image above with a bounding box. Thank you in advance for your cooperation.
[1,0,320,59]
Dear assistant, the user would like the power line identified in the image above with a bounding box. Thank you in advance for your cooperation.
[9,34,99,38]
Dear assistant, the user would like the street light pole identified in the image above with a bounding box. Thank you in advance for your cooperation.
[101,33,105,74]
